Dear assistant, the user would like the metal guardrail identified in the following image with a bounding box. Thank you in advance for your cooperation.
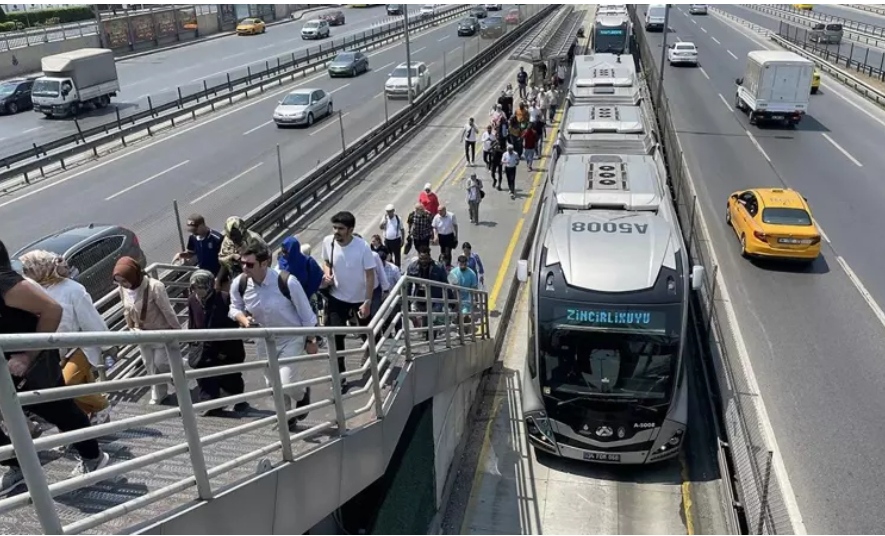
[0,275,491,534]
[742,3,885,50]
[77,3,556,383]
[0,4,474,188]
[847,3,885,17]
[629,5,793,535]
[767,3,885,37]
[776,20,885,82]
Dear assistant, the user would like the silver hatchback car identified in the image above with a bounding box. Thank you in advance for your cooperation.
[272,88,334,127]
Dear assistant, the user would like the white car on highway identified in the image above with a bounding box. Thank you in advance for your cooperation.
[301,19,331,40]
[484,3,502,10]
[385,61,431,99]
[420,4,437,18]
[668,42,699,66]
[273,88,333,127]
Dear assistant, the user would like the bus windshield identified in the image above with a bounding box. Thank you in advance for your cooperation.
[594,24,628,54]
[540,328,678,401]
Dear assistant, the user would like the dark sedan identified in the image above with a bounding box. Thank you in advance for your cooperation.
[327,51,369,77]
[320,10,346,26]
[470,6,488,19]
[458,16,480,36]
[480,15,505,38]
[0,78,35,115]
[12,224,147,302]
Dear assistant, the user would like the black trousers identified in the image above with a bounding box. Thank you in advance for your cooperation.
[464,141,476,163]
[384,237,403,267]
[491,158,503,184]
[195,351,246,402]
[0,384,99,467]
[325,294,369,373]
[505,166,517,193]
[412,236,431,252]
[483,150,492,169]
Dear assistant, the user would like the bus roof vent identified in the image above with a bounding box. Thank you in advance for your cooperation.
[589,157,627,192]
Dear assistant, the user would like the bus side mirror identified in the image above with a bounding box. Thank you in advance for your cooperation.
[735,77,744,86]
[691,265,705,291]
[517,259,529,283]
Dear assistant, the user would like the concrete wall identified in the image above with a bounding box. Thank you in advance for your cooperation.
[0,34,98,79]
[433,376,481,507]
[195,12,220,37]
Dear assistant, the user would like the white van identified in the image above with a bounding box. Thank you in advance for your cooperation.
[645,4,667,32]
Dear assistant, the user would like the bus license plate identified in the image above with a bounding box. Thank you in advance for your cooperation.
[583,451,621,462]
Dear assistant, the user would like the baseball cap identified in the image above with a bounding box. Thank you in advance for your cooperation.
[385,204,395,211]
[424,183,432,191]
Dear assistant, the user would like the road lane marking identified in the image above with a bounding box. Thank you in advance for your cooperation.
[309,112,351,136]
[412,46,426,54]
[712,36,721,44]
[699,66,711,79]
[692,19,697,24]
[821,133,863,167]
[22,127,42,134]
[675,34,683,42]
[837,256,885,329]
[718,93,734,112]
[373,92,384,99]
[817,224,831,243]
[727,49,738,59]
[258,44,276,50]
[190,162,264,205]
[376,61,394,72]
[243,120,273,136]
[438,35,450,42]
[105,160,189,201]
[745,129,772,162]
[701,27,707,33]
[329,83,351,94]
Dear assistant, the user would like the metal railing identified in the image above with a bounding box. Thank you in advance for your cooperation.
[847,4,885,17]
[742,3,885,49]
[0,275,491,534]
[630,6,794,534]
[765,3,885,38]
[0,20,99,51]
[0,4,475,185]
[777,20,885,81]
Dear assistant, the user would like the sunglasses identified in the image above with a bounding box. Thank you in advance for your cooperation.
[240,260,257,269]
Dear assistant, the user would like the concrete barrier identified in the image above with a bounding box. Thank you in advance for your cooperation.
[195,12,221,36]
[0,35,99,79]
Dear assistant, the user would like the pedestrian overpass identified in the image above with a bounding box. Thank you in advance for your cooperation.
[0,273,494,534]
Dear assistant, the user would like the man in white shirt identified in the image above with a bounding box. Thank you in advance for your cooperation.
[465,173,483,224]
[546,86,559,122]
[378,204,404,268]
[480,125,496,172]
[229,241,317,430]
[321,211,376,388]
[461,117,479,166]
[502,145,520,198]
[432,205,459,261]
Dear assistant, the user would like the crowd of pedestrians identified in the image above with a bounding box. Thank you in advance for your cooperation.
[0,62,563,498]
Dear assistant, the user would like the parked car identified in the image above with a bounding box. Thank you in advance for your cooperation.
[458,16,480,36]
[480,15,505,38]
[470,6,488,19]
[11,224,147,302]
[236,17,266,35]
[273,88,333,127]
[0,77,35,114]
[328,51,369,77]
[385,61,431,99]
[301,19,331,40]
[320,10,346,26]
[505,8,520,25]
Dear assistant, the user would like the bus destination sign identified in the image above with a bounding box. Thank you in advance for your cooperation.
[557,306,667,332]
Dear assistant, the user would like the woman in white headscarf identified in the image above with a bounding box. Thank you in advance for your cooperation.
[18,250,112,424]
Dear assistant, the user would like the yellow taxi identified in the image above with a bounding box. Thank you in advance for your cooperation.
[236,18,266,35]
[726,188,821,263]
[811,68,821,94]
[792,4,813,10]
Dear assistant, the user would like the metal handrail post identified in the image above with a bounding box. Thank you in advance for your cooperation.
[425,284,435,353]
[0,349,63,534]
[262,337,294,461]
[400,283,412,359]
[165,342,213,500]
[366,331,385,419]
[442,288,452,348]
[457,295,466,345]
[482,292,490,339]
[325,344,348,434]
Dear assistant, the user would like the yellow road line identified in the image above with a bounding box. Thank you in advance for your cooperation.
[680,452,696,535]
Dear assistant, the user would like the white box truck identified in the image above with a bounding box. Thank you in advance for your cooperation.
[644,4,667,32]
[31,48,120,119]
[734,50,813,127]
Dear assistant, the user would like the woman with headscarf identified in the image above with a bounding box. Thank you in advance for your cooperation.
[277,236,324,301]
[186,270,249,415]
[218,217,266,290]
[113,256,180,405]
[18,250,112,425]
[0,239,109,491]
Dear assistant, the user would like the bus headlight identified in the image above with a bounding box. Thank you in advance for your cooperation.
[525,412,556,449]
[657,429,684,452]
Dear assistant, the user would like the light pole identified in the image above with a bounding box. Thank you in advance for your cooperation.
[93,4,105,48]
[656,4,671,108]
[404,6,414,105]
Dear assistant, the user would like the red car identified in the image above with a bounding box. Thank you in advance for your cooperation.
[321,10,345,26]
[505,9,519,24]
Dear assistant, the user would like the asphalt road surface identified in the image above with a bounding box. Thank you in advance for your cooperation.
[812,3,885,29]
[0,6,519,265]
[0,5,425,160]
[645,6,885,533]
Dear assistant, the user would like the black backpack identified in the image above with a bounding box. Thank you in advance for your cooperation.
[238,271,291,301]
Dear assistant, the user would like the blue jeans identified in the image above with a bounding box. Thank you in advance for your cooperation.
[524,148,536,168]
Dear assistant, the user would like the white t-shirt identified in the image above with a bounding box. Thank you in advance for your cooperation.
[463,123,478,142]
[433,213,458,235]
[322,235,376,304]
[380,213,403,241]
[481,131,495,152]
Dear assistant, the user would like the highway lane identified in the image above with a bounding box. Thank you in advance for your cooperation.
[715,4,885,69]
[812,3,885,29]
[0,6,525,266]
[0,5,423,160]
[647,7,885,533]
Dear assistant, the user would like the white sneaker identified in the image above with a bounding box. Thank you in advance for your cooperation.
[0,466,24,495]
[149,384,168,405]
[72,451,110,477]
[90,409,111,426]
